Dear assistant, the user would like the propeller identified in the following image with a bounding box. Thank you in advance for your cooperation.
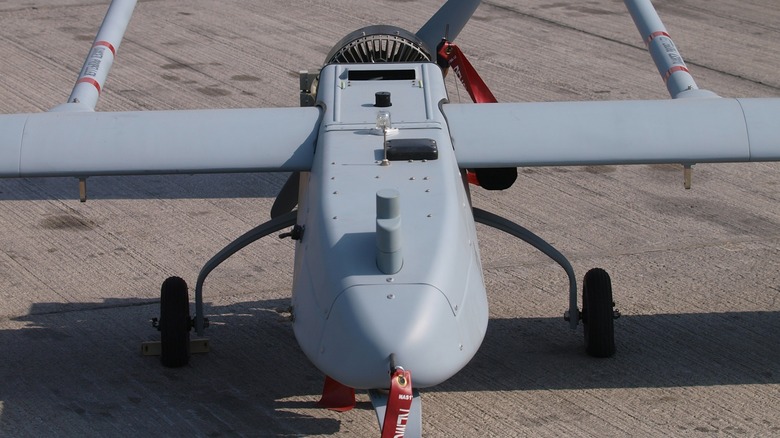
[416,0,482,52]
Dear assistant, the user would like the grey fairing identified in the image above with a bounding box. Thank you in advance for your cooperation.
[0,107,320,177]
[445,98,780,168]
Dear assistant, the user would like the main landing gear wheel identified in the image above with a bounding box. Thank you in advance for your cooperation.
[159,276,191,367]
[582,268,617,358]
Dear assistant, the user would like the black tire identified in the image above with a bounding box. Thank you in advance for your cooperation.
[160,276,191,367]
[582,268,616,358]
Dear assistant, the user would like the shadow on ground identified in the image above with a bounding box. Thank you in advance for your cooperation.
[1,295,778,435]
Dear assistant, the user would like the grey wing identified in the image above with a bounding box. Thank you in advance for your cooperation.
[0,107,320,178]
[446,98,780,168]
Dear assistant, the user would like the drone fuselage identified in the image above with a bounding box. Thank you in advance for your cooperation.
[290,63,489,389]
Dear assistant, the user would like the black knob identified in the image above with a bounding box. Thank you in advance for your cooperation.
[375,91,392,107]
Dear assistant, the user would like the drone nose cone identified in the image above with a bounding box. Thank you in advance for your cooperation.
[317,283,470,389]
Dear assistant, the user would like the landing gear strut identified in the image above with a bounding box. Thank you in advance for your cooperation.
[472,207,619,357]
[148,211,297,364]
[193,210,298,335]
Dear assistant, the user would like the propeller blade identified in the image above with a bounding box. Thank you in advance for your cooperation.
[270,171,300,218]
[416,0,481,53]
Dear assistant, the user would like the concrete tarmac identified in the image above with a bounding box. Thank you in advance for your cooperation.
[1,0,779,436]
